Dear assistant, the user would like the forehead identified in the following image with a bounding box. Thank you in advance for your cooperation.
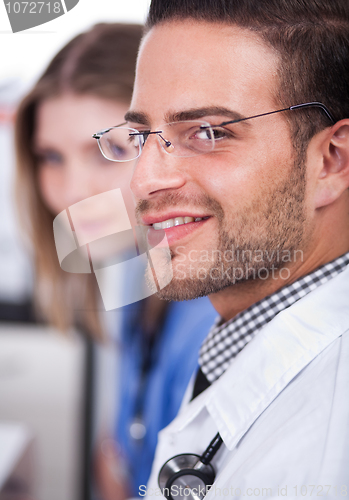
[35,94,128,146]
[131,20,280,124]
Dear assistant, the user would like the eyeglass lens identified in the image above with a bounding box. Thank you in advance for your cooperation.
[98,127,142,162]
[98,121,216,162]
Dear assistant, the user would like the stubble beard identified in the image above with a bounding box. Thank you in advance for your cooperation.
[138,153,308,301]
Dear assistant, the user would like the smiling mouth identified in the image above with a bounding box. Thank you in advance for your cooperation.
[152,216,210,230]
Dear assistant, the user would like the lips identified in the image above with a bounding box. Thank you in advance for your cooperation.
[141,211,210,226]
[152,216,209,230]
[145,215,211,247]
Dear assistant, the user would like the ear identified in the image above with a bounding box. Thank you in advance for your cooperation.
[314,119,349,209]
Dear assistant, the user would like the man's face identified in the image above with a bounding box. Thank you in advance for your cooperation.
[129,21,310,300]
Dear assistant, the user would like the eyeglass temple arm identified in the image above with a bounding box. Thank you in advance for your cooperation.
[92,122,128,139]
[290,102,335,124]
[220,101,335,127]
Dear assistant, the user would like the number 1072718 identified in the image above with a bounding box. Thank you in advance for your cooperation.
[5,2,62,14]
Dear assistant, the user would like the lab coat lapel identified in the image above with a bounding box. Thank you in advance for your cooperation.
[157,266,349,444]
[206,265,349,450]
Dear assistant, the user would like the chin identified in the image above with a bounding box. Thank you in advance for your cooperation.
[153,262,228,301]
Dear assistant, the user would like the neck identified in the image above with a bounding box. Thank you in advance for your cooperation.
[209,218,349,322]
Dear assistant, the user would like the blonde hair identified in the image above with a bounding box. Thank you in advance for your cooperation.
[15,23,143,339]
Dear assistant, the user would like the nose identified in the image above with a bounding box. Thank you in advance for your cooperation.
[64,161,96,207]
[130,134,186,200]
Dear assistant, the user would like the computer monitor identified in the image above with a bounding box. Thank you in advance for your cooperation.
[0,324,86,500]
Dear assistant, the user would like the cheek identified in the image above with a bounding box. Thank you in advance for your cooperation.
[95,164,136,209]
[37,167,66,215]
[194,156,258,216]
[95,168,131,193]
[196,140,294,218]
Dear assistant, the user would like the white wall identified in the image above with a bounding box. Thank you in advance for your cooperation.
[0,0,151,85]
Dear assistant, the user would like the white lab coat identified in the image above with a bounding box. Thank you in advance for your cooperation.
[145,265,349,499]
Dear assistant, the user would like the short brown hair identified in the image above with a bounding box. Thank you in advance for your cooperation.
[15,23,143,339]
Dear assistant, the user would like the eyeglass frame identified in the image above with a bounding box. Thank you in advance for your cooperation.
[92,101,335,162]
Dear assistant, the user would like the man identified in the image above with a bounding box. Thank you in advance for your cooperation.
[98,0,349,496]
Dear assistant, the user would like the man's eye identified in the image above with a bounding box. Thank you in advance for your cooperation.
[210,127,235,140]
[135,130,151,145]
[193,127,235,141]
[194,128,214,141]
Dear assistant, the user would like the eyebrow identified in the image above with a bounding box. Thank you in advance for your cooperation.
[165,107,247,124]
[124,106,250,127]
[124,110,150,126]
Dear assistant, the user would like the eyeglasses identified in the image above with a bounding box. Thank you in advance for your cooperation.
[92,101,335,163]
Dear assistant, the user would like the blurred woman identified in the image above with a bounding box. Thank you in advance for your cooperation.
[15,22,216,499]
[15,23,142,339]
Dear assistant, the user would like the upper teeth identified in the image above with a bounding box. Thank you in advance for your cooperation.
[152,217,204,230]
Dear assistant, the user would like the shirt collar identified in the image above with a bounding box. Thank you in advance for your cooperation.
[165,263,349,450]
[200,252,349,382]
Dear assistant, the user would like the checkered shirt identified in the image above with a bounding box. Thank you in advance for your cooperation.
[199,252,349,383]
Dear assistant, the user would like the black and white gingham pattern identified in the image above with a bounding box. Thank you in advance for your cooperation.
[199,253,349,383]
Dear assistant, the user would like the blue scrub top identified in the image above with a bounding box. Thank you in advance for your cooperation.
[115,296,216,495]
